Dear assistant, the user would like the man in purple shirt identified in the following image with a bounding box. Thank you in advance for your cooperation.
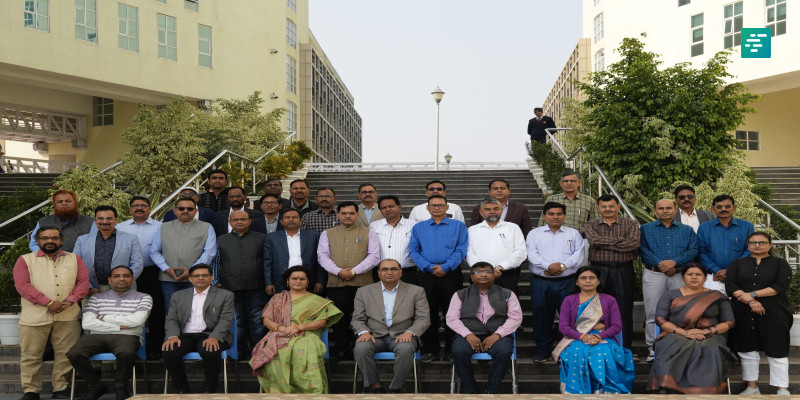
[446,262,522,394]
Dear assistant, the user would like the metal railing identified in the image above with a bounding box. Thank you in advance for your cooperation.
[2,156,82,173]
[307,161,529,172]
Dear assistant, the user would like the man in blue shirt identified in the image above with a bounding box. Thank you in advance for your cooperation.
[409,194,468,362]
[640,199,698,361]
[697,194,754,294]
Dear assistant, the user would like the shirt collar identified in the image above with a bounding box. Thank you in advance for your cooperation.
[380,281,400,293]
[679,208,697,217]
[194,286,211,296]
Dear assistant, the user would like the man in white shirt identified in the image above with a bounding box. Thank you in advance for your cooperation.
[672,184,714,233]
[408,180,465,222]
[370,195,418,285]
[466,198,526,294]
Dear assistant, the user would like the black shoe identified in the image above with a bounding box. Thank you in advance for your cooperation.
[388,388,403,393]
[147,350,162,360]
[532,353,551,363]
[51,388,70,399]
[420,352,436,363]
[19,393,40,400]
[367,386,387,393]
[77,385,107,400]
[115,387,130,400]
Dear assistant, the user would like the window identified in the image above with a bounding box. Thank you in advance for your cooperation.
[286,101,297,132]
[92,97,114,126]
[691,13,704,56]
[593,13,604,42]
[24,0,49,31]
[766,0,787,37]
[594,48,605,72]
[118,4,138,52]
[157,14,177,60]
[185,0,197,11]
[75,0,97,42]
[286,55,297,93]
[724,1,743,48]
[286,19,297,49]
[198,24,212,68]
[679,0,690,6]
[736,130,760,150]
[287,0,296,12]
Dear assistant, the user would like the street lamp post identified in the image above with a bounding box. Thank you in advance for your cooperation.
[431,86,445,171]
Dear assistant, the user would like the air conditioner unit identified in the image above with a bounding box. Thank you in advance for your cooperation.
[33,142,48,153]
[198,100,213,110]
[71,139,88,150]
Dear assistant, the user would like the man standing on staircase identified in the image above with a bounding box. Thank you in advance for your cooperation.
[673,185,714,233]
[539,170,596,234]
[527,107,557,144]
[198,169,229,213]
[408,180,465,223]
[283,179,318,216]
[356,183,383,227]
[29,190,96,253]
[301,188,339,233]
[470,179,532,236]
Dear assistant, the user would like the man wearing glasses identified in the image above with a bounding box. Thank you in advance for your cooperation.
[258,193,283,234]
[673,184,714,233]
[150,197,217,312]
[408,180,465,223]
[357,183,383,227]
[211,186,266,237]
[697,194,754,294]
[539,170,596,234]
[163,187,215,223]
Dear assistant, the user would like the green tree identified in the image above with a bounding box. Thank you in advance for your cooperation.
[574,38,758,199]
[205,92,285,161]
[48,164,132,219]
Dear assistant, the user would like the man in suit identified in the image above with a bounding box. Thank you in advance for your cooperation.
[73,205,143,294]
[470,179,532,235]
[351,259,430,393]
[526,107,557,144]
[258,193,283,234]
[357,183,383,227]
[263,208,324,295]
[673,184,714,233]
[162,264,234,394]
[211,186,266,236]
[163,187,215,223]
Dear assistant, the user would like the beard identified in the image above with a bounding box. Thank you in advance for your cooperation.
[41,243,60,254]
[486,215,501,223]
[54,206,80,221]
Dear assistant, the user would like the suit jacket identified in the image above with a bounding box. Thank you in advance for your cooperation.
[263,229,324,291]
[212,208,267,237]
[163,206,215,223]
[351,281,430,341]
[164,286,234,344]
[470,200,532,236]
[674,208,715,226]
[357,204,383,227]
[527,115,557,142]
[73,229,143,288]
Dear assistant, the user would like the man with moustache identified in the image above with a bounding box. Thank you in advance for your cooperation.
[539,170,596,234]
[150,198,217,312]
[252,178,290,210]
[408,180,466,223]
[198,169,229,213]
[117,196,165,359]
[258,193,283,234]
[470,179,532,236]
[67,266,152,400]
[29,190,96,252]
[697,194,754,294]
[673,185,714,233]
[264,209,324,295]
[357,184,383,227]
[162,187,215,223]
[74,206,143,294]
[15,227,90,400]
[282,179,318,216]
[211,186,266,237]
[370,195,418,285]
[301,188,339,233]
[467,198,527,294]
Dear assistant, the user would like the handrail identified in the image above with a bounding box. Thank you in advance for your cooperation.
[758,198,800,233]
[593,163,637,221]
[3,156,82,173]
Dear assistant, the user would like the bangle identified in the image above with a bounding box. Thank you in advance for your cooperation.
[276,324,283,331]
[46,300,54,307]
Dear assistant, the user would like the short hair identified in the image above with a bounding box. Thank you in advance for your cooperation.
[259,193,280,203]
[712,194,735,206]
[378,195,400,207]
[673,184,695,197]
[488,179,509,190]
[176,197,197,207]
[226,186,245,195]
[265,178,281,186]
[188,263,212,275]
[560,170,578,179]
[337,201,358,213]
[426,180,446,191]
[35,226,62,240]
[542,201,567,214]
[358,183,376,192]
[597,194,619,204]
[282,265,312,290]
[480,198,501,207]
[207,169,227,180]
[534,107,543,112]
[129,196,150,206]
[94,205,118,218]
[281,208,301,218]
[470,261,494,272]
[110,265,134,276]
[317,187,336,196]
[52,190,77,202]
[289,179,308,189]
[427,194,447,205]
[378,259,402,270]
[681,262,708,277]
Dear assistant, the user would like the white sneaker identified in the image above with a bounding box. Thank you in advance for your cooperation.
[777,389,791,396]
[739,386,760,395]
[646,348,655,362]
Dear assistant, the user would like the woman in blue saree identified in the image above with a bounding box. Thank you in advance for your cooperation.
[554,266,635,394]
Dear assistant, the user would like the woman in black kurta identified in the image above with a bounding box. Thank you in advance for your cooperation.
[726,231,793,395]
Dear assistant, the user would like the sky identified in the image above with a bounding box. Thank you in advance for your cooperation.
[309,0,583,164]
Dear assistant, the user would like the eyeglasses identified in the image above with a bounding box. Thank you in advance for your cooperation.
[427,187,444,192]
[262,201,279,205]
[748,241,769,246]
[359,190,375,195]
[560,179,578,183]
[677,194,695,200]
[176,207,196,212]
[130,204,150,209]
[37,236,61,241]
[714,204,733,209]
[379,267,401,272]
[428,204,447,209]
[190,274,212,278]
[472,270,493,275]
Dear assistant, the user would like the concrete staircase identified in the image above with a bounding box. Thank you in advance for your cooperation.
[0,173,58,196]
[753,166,800,213]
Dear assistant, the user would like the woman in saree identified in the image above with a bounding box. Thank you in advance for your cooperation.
[648,262,736,394]
[250,266,343,393]
[554,266,635,394]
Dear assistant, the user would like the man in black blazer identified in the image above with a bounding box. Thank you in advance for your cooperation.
[211,186,266,236]
[673,185,715,233]
[163,187,215,223]
[263,209,325,295]
[162,264,234,394]
[470,179,532,235]
[526,107,557,144]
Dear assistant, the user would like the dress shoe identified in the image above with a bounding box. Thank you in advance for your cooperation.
[388,388,403,393]
[115,387,131,400]
[77,385,107,400]
[51,388,70,399]
[532,353,551,363]
[367,386,387,393]
[419,352,436,363]
[19,393,40,400]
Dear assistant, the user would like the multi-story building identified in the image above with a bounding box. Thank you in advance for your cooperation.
[545,0,799,167]
[0,0,361,168]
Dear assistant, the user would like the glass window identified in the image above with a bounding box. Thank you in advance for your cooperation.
[286,101,297,132]
[157,14,177,60]
[198,24,212,68]
[185,0,197,11]
[593,13,604,42]
[594,48,605,72]
[766,0,787,37]
[287,19,297,49]
[679,0,690,6]
[118,3,138,52]
[92,97,114,126]
[724,1,743,49]
[735,130,760,150]
[24,0,49,31]
[286,55,297,93]
[691,13,704,57]
[287,0,296,12]
[75,0,97,42]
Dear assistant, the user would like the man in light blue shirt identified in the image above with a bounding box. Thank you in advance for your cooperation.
[697,194,753,294]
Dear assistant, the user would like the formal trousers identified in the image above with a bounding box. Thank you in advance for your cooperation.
[530,274,574,356]
[19,321,81,393]
[137,265,165,355]
[162,332,230,392]
[452,334,514,394]
[326,285,359,355]
[419,268,464,355]
[353,335,418,390]
[495,267,521,295]
[739,351,789,388]
[400,266,420,286]
[160,281,192,313]
[592,261,634,348]
[233,289,268,352]
[642,267,683,347]
[66,334,140,388]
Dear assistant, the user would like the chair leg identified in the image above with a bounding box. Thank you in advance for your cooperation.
[163,370,168,394]
[70,370,76,400]
[132,365,137,396]
[223,359,228,394]
[352,361,358,394]
[511,358,518,394]
[142,359,148,394]
[727,377,731,395]
[413,359,419,394]
[450,364,455,394]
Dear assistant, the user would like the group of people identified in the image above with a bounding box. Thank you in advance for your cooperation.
[11,167,793,397]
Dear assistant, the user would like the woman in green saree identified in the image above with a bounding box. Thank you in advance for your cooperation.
[250,266,342,393]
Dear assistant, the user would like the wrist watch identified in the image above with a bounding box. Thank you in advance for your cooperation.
[560,263,567,272]
[750,291,758,298]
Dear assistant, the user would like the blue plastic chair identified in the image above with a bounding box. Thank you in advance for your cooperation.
[69,325,147,400]
[352,348,421,393]
[258,328,329,394]
[653,324,731,395]
[450,333,517,394]
[163,315,238,394]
